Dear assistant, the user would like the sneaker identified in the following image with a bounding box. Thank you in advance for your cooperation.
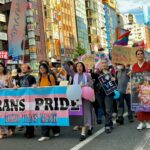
[79,135,86,141]
[73,126,79,131]
[38,137,49,142]
[105,126,111,134]
[54,133,60,137]
[116,116,124,125]
[145,122,150,129]
[137,122,146,130]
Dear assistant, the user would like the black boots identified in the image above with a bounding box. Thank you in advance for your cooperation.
[116,116,124,125]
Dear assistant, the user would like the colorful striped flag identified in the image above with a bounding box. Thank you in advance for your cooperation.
[113,31,131,46]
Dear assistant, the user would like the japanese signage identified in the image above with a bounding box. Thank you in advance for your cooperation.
[0,32,7,41]
[131,72,150,112]
[0,13,6,22]
[0,51,9,59]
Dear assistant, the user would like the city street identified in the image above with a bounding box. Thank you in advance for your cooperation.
[0,0,150,150]
[1,116,150,150]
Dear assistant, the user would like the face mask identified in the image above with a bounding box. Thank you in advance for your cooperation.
[117,65,124,70]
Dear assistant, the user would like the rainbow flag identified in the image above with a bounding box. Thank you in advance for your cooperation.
[113,31,131,46]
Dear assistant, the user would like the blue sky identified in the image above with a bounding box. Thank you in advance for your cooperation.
[117,0,150,24]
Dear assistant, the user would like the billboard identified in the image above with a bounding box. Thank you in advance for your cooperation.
[8,0,26,57]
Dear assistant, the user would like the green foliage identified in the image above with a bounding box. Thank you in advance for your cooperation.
[73,43,87,59]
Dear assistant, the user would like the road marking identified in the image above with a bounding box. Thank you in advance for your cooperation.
[70,113,128,150]
[133,130,150,150]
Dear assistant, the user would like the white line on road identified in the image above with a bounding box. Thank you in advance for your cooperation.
[70,113,128,150]
[133,130,150,150]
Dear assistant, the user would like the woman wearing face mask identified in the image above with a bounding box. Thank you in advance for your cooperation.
[132,49,150,130]
[73,62,95,141]
[116,64,133,125]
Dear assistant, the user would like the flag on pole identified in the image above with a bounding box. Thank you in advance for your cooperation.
[113,31,131,46]
[8,0,26,57]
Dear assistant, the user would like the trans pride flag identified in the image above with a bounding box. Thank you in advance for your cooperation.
[113,30,131,46]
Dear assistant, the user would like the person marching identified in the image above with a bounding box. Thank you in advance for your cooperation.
[38,63,60,142]
[15,64,36,138]
[132,49,150,130]
[0,63,14,139]
[97,59,116,133]
[73,62,95,141]
[116,64,134,125]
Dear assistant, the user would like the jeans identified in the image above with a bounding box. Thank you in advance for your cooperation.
[26,126,34,136]
[93,93,104,121]
[117,93,133,117]
[98,95,113,127]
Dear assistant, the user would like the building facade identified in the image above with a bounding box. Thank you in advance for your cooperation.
[123,13,150,49]
[98,0,107,49]
[0,0,47,67]
[43,0,77,60]
[75,0,89,52]
[85,0,101,52]
[102,0,118,53]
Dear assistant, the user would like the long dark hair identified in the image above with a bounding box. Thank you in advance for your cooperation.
[75,62,86,73]
[38,63,51,84]
[0,62,7,75]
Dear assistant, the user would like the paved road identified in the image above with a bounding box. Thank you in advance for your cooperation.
[0,117,150,150]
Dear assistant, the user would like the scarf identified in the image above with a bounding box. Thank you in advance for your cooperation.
[73,73,87,85]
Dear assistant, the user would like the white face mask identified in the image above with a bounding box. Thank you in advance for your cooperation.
[117,65,124,70]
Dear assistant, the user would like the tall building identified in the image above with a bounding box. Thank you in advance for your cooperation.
[102,0,118,53]
[143,6,150,26]
[75,0,89,52]
[123,13,150,49]
[0,0,47,68]
[0,1,10,64]
[85,0,101,52]
[43,0,77,60]
[61,0,77,58]
[144,26,150,50]
[98,0,107,49]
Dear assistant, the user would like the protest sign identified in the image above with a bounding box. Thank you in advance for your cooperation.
[131,72,150,112]
[81,54,95,69]
[0,86,82,126]
[98,73,117,95]
[112,46,138,64]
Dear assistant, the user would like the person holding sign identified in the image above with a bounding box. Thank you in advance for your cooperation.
[132,49,150,130]
[73,62,95,141]
[37,63,60,142]
[97,59,117,134]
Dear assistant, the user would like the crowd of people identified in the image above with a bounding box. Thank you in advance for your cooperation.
[0,49,149,142]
